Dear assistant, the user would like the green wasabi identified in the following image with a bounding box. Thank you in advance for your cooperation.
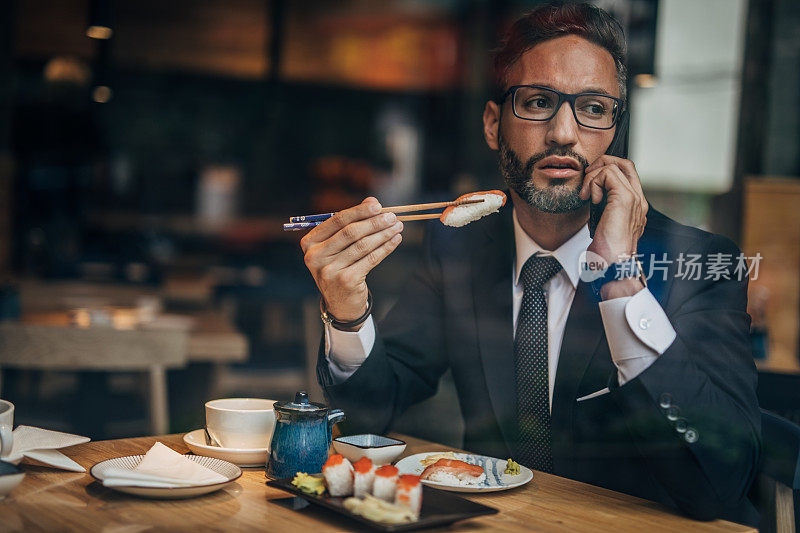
[504,458,521,476]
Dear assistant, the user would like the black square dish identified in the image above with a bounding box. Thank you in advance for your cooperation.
[267,477,498,531]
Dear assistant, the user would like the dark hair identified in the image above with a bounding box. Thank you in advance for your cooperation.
[493,2,627,101]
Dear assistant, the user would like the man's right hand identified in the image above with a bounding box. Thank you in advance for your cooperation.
[301,197,404,325]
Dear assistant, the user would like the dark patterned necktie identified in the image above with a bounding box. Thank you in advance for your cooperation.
[515,254,562,472]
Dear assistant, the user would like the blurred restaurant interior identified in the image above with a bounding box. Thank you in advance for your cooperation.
[0,0,798,449]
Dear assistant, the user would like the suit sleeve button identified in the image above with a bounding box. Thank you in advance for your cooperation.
[684,428,698,443]
[659,393,672,409]
[666,406,680,421]
[675,417,688,433]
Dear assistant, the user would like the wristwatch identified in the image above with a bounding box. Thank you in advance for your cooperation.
[589,257,647,299]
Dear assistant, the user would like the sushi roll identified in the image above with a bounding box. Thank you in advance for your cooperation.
[394,474,422,517]
[420,458,486,486]
[440,190,506,227]
[353,457,376,498]
[372,464,399,502]
[322,454,353,497]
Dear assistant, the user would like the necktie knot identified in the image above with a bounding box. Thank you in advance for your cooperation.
[519,255,562,291]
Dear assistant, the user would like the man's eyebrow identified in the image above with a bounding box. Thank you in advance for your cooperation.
[529,84,614,96]
[581,87,613,95]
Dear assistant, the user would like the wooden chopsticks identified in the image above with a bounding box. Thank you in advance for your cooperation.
[379,199,482,215]
[284,198,483,231]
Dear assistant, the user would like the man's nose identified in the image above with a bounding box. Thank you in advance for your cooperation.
[544,101,579,148]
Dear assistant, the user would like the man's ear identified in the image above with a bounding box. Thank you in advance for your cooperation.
[483,100,500,151]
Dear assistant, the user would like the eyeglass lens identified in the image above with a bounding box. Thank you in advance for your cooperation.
[513,86,617,128]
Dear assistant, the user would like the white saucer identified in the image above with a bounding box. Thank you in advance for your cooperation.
[0,461,25,500]
[183,429,268,467]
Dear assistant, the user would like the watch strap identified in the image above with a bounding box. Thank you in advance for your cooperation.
[320,290,373,330]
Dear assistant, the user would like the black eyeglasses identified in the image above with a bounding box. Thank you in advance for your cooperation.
[500,85,624,130]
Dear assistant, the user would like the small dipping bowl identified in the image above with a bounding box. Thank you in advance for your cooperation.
[332,434,406,465]
[0,460,25,500]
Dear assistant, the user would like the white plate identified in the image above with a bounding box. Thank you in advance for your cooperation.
[90,454,241,499]
[395,452,533,493]
[183,429,268,467]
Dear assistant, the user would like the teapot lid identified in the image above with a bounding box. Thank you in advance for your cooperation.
[275,391,328,413]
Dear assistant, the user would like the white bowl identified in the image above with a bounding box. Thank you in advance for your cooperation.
[332,434,406,465]
[183,429,268,467]
[0,461,25,500]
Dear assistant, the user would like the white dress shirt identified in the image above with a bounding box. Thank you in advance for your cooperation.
[325,210,677,407]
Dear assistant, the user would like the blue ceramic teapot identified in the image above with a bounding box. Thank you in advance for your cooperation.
[266,391,345,478]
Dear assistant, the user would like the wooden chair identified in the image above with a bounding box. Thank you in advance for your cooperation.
[0,323,187,435]
[757,409,800,533]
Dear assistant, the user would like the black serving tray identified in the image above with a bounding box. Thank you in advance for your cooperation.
[267,477,498,532]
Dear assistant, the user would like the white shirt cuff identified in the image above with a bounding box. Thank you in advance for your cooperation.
[598,288,676,385]
[324,315,376,383]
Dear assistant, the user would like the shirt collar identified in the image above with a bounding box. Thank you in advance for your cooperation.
[512,208,591,289]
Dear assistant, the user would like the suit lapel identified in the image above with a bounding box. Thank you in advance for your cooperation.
[471,204,518,448]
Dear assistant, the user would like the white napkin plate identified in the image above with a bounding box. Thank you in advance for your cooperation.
[183,429,267,467]
[90,455,241,499]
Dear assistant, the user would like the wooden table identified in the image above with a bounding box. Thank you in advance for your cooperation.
[0,434,754,532]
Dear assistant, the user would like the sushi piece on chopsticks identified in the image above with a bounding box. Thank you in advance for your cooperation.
[394,474,422,517]
[283,190,506,231]
[420,458,486,486]
[353,457,376,498]
[372,464,399,502]
[322,454,353,497]
[439,190,506,227]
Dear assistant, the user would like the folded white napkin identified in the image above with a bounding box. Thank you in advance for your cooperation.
[5,426,90,472]
[101,442,228,488]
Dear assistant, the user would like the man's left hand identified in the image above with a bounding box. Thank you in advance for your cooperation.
[580,155,648,298]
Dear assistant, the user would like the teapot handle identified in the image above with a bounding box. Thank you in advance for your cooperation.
[328,409,345,426]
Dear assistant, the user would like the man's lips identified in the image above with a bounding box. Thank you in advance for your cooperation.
[535,156,583,179]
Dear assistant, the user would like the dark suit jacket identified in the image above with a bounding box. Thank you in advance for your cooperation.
[318,203,760,524]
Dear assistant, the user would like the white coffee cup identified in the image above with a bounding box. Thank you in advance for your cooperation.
[205,398,276,450]
[0,400,14,459]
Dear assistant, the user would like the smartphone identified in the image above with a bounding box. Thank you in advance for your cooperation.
[589,108,630,237]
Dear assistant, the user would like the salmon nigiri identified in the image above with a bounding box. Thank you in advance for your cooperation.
[419,458,486,485]
[440,190,506,227]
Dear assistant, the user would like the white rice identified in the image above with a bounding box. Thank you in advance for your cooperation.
[372,473,398,502]
[322,457,353,497]
[394,478,422,517]
[353,467,375,498]
[423,470,486,486]
[441,192,505,227]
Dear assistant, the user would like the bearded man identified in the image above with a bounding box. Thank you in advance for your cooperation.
[300,2,759,524]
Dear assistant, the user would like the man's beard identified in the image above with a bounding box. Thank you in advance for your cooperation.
[498,136,590,214]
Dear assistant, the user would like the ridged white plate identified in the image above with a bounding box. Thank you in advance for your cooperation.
[183,429,268,467]
[395,452,533,493]
[90,454,241,499]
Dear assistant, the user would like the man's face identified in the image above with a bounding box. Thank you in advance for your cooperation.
[484,35,619,213]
